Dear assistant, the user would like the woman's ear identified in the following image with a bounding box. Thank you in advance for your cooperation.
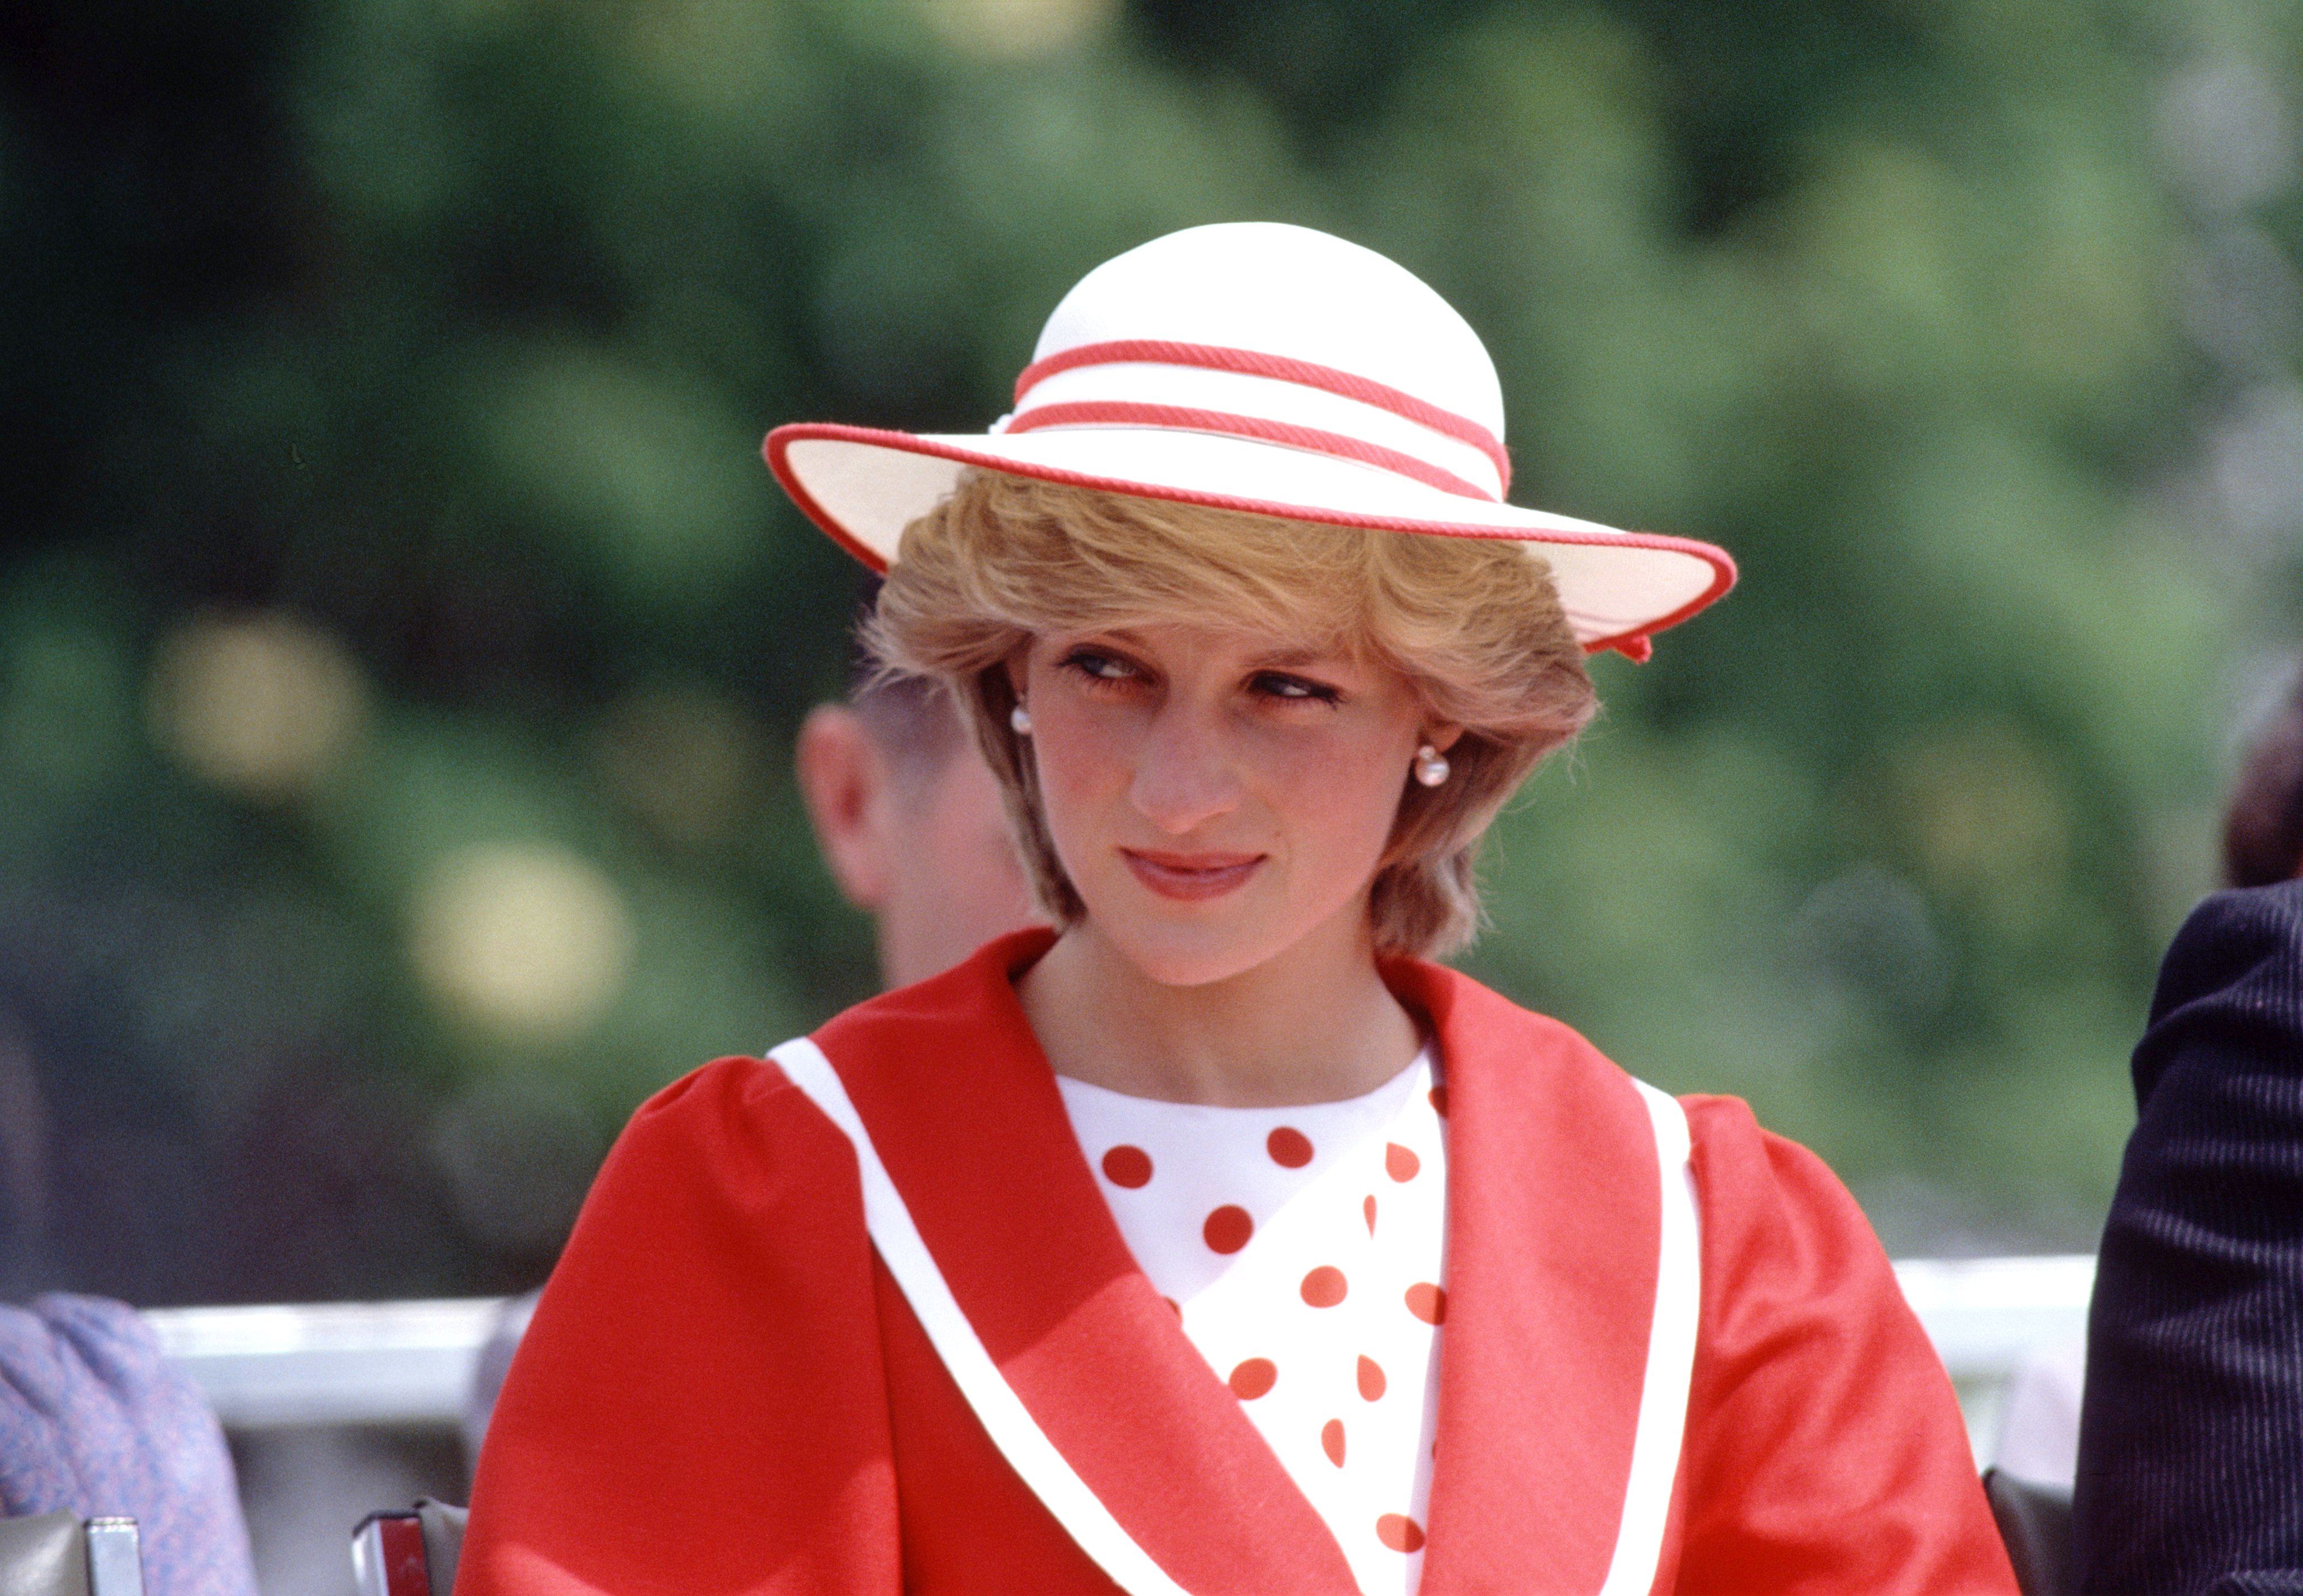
[1425,722,1466,753]
[1001,645,1031,703]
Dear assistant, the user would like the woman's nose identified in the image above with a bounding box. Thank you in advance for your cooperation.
[1128,706,1243,835]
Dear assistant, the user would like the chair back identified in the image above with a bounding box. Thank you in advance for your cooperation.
[0,1514,144,1596]
[1983,1467,2075,1596]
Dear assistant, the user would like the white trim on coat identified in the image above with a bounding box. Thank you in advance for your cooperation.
[1600,1082,1703,1596]
[769,1038,1194,1596]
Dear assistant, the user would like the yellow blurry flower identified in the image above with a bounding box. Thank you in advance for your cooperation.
[409,843,636,1042]
[147,612,367,801]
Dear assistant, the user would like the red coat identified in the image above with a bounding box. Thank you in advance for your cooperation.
[460,930,2017,1595]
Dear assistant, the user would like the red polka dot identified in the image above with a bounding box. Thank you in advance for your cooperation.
[1428,1083,1449,1116]
[1376,1514,1425,1553]
[1266,1126,1313,1168]
[1321,1418,1345,1467]
[1405,1282,1447,1324]
[1203,1205,1254,1254]
[1300,1265,1348,1307]
[1362,1195,1377,1235]
[1357,1355,1386,1400]
[1385,1142,1420,1182]
[1100,1145,1153,1188]
[1227,1358,1276,1400]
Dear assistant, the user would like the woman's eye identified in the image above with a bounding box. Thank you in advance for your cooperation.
[1253,672,1340,704]
[1060,649,1139,683]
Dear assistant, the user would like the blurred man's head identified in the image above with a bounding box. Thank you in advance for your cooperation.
[2226,670,2303,888]
[796,664,1042,990]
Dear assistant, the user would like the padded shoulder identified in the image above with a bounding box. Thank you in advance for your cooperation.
[461,1054,902,1596]
[2136,880,2303,1109]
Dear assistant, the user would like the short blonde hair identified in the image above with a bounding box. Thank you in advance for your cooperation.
[868,472,1597,957]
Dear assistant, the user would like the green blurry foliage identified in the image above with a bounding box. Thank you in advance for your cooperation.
[0,0,2281,1296]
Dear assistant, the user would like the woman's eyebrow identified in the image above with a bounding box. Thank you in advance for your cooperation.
[1250,646,1349,671]
[1074,626,1150,647]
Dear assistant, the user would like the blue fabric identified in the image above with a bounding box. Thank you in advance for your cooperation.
[0,1294,256,1596]
[2075,880,2303,1594]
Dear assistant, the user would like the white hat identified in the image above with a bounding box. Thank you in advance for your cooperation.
[764,222,1733,659]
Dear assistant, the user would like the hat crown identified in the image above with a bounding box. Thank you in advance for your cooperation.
[1013,224,1511,502]
[1033,223,1505,440]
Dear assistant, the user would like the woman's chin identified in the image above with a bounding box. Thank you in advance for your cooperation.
[1081,903,1294,989]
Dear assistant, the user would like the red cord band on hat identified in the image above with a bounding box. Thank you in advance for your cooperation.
[1002,401,1497,502]
[1014,340,1511,494]
[765,421,1741,654]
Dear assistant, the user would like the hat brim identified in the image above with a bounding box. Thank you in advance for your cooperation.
[765,422,1735,655]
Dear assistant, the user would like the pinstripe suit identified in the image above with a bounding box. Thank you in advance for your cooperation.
[2076,880,2303,1594]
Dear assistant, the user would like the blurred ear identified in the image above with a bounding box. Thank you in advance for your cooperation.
[1425,721,1466,752]
[795,704,893,909]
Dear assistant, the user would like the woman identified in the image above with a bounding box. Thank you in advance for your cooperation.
[459,224,2016,1594]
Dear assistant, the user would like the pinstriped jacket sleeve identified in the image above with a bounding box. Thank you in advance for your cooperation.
[2075,880,2303,1595]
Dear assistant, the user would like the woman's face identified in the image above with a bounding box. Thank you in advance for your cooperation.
[1013,621,1440,987]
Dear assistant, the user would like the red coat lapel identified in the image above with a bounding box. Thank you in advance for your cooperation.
[812,930,1359,1596]
[1392,959,1665,1593]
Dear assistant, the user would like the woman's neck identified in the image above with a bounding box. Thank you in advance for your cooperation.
[1015,905,1424,1107]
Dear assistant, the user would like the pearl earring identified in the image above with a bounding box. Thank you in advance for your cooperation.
[1412,743,1450,787]
[1009,703,1033,735]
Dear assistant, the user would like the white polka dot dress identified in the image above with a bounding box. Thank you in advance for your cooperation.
[1057,1048,1448,1596]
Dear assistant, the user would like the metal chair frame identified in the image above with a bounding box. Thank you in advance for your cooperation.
[351,1500,464,1596]
[0,1513,145,1596]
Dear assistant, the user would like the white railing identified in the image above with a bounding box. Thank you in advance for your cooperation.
[1891,1254,2094,1377]
[143,1297,505,1430]
[142,1255,2097,1434]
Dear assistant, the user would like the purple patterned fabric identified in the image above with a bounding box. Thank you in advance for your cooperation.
[0,1294,256,1596]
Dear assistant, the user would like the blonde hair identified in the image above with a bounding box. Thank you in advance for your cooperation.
[868,472,1597,957]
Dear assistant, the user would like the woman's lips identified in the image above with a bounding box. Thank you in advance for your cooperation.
[1120,848,1265,902]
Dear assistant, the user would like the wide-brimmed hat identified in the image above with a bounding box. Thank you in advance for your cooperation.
[764,223,1733,659]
